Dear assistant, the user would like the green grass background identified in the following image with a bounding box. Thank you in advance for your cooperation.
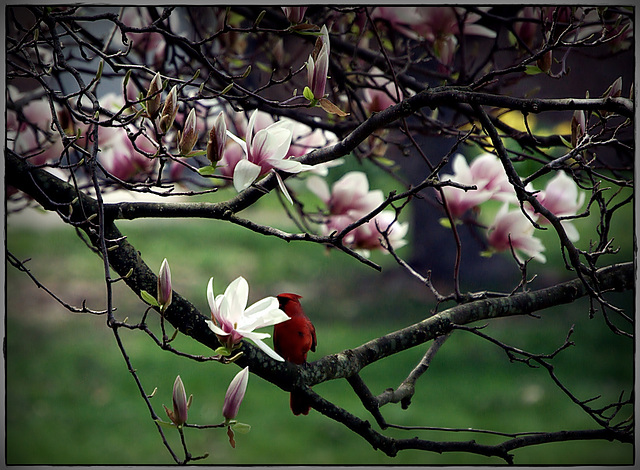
[5,181,635,465]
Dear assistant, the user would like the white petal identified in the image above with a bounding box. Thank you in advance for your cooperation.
[205,319,229,336]
[220,276,248,325]
[269,158,313,174]
[246,110,258,149]
[275,171,294,205]
[207,277,215,308]
[307,175,331,202]
[463,23,497,39]
[562,221,580,242]
[244,296,280,317]
[252,127,292,162]
[245,335,285,361]
[226,129,248,155]
[239,330,271,340]
[233,159,262,192]
[244,303,289,331]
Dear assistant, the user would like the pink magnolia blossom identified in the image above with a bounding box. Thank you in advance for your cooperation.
[363,67,403,115]
[373,7,496,66]
[439,154,495,218]
[603,76,623,99]
[418,7,497,41]
[225,110,313,196]
[158,85,178,134]
[350,211,409,254]
[99,127,157,181]
[416,7,496,65]
[433,34,458,67]
[571,110,586,148]
[287,120,336,159]
[513,7,541,50]
[468,153,515,202]
[307,171,408,254]
[121,7,166,68]
[308,171,384,217]
[95,93,158,181]
[530,172,585,242]
[487,204,546,263]
[370,7,423,34]
[7,87,64,165]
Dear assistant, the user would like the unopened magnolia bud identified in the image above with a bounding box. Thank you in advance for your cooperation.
[306,25,329,100]
[608,77,622,98]
[158,85,178,134]
[571,110,586,148]
[157,258,172,312]
[178,109,198,155]
[164,375,189,426]
[222,367,249,422]
[537,50,552,74]
[282,6,308,24]
[146,72,163,118]
[206,111,227,164]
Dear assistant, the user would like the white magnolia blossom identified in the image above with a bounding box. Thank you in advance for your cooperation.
[205,276,290,361]
[227,110,314,202]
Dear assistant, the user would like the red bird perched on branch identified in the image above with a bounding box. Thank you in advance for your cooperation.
[273,293,317,415]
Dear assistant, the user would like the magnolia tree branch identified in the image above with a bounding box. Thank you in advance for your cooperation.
[7,5,634,464]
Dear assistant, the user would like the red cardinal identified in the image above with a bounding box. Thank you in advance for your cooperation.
[273,293,317,415]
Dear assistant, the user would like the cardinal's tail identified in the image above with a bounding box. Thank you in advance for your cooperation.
[290,390,311,416]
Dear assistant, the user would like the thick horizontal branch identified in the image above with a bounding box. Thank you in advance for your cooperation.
[305,261,634,386]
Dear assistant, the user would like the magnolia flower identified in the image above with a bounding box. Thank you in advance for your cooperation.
[433,34,458,67]
[178,108,198,155]
[6,87,64,165]
[206,111,227,165]
[121,7,166,68]
[513,7,541,50]
[531,172,585,242]
[306,25,330,101]
[222,366,249,422]
[370,6,423,35]
[363,67,403,115]
[351,211,409,255]
[282,6,307,24]
[307,171,408,255]
[487,204,546,263]
[416,7,497,42]
[205,276,290,361]
[163,375,191,426]
[286,120,337,160]
[226,110,313,200]
[157,258,172,312]
[439,154,495,218]
[308,171,384,217]
[468,153,515,202]
[99,125,157,181]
